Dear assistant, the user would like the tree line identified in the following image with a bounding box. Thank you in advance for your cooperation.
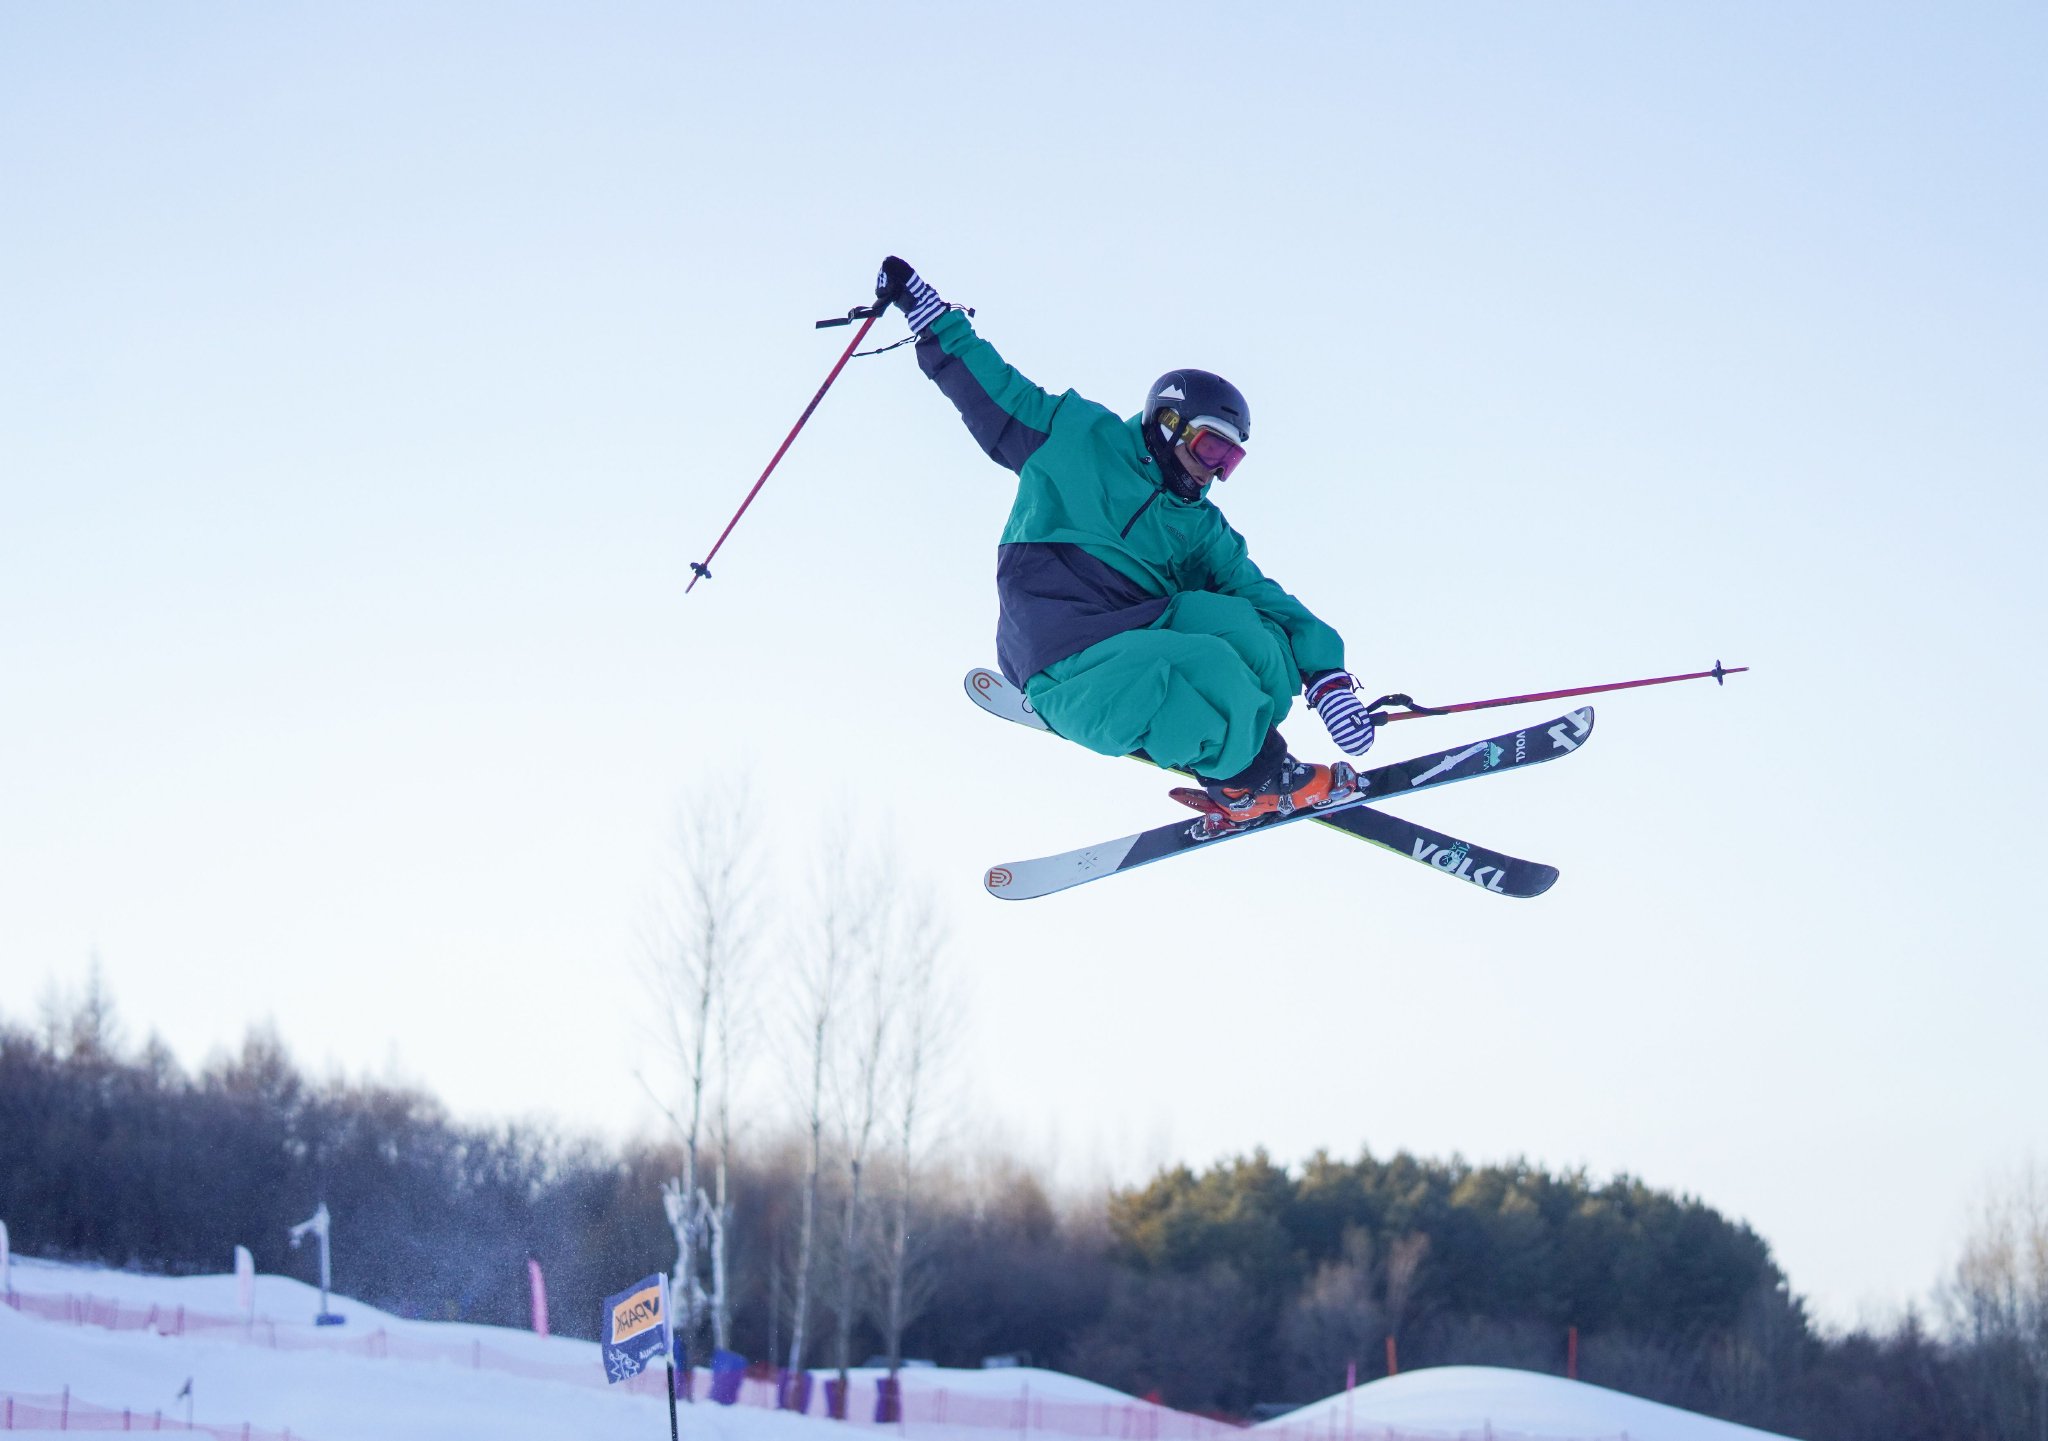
[3,976,2046,1439]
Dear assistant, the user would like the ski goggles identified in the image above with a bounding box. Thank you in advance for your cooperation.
[1181,418,1247,480]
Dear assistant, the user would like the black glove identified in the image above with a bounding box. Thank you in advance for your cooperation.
[875,256,947,333]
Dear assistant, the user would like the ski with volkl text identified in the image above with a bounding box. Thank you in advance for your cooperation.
[964,666,1557,894]
[963,668,1577,901]
[981,707,1588,901]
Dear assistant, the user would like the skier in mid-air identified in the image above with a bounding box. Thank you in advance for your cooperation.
[875,256,1378,824]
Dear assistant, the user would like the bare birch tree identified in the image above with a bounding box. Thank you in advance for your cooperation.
[783,843,859,1389]
[1947,1160,2048,1439]
[876,901,955,1377]
[642,790,758,1380]
[830,867,899,1402]
[707,946,745,1351]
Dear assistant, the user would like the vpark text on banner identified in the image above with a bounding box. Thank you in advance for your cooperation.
[599,1273,670,1384]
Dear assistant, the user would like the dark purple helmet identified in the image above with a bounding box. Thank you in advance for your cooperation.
[1142,369,1250,500]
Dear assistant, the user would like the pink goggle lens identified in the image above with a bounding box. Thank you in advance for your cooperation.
[1186,426,1246,479]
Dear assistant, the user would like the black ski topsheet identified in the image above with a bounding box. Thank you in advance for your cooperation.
[1315,804,1558,898]
[980,707,1590,901]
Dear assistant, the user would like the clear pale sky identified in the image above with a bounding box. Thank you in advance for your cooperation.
[4,3,2044,1330]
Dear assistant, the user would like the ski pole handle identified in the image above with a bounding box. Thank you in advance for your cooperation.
[816,302,887,329]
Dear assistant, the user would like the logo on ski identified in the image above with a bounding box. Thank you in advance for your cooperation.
[1548,710,1594,752]
[1409,838,1508,893]
[965,666,1048,729]
[1409,742,1489,787]
[986,867,1013,889]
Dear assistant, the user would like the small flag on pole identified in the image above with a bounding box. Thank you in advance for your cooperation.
[599,1273,670,1384]
[527,1257,550,1339]
[175,1379,192,1401]
[234,1245,255,1317]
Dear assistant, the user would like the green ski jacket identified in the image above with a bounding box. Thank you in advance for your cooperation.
[915,310,1346,688]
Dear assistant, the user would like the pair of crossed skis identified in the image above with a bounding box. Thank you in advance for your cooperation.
[964,668,1590,903]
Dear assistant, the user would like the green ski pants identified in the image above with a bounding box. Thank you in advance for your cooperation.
[1023,590,1297,780]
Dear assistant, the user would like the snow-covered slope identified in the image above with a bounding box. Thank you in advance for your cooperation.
[2,1256,1798,1441]
[1262,1365,1799,1441]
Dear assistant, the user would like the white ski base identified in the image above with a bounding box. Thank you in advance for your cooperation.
[964,667,1051,731]
[984,834,1147,900]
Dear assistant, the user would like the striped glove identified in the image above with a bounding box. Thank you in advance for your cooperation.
[875,256,948,333]
[1305,671,1377,757]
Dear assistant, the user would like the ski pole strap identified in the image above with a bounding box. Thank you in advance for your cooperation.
[1363,692,1449,718]
[852,306,976,357]
[853,333,922,358]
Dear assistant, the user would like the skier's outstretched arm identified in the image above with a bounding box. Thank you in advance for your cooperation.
[877,256,1067,475]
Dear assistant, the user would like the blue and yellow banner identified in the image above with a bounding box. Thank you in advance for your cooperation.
[599,1272,669,1383]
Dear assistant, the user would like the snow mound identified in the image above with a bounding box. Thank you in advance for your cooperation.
[1260,1365,1799,1441]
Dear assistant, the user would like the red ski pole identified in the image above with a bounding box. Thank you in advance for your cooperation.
[1368,660,1747,724]
[686,301,889,593]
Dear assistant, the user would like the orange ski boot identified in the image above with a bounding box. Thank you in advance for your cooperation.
[1171,755,1364,835]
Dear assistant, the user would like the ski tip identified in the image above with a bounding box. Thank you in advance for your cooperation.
[964,664,1055,731]
[1515,865,1562,899]
[1529,706,1594,756]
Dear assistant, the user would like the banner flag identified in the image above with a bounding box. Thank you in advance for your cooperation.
[527,1257,550,1338]
[600,1272,669,1383]
[235,1245,255,1316]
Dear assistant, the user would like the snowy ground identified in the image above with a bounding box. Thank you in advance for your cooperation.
[1259,1368,1797,1441]
[0,1256,1797,1441]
